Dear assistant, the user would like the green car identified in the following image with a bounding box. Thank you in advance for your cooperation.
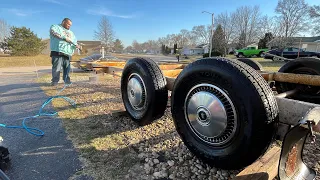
[235,46,269,58]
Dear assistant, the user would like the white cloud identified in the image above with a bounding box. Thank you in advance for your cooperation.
[44,0,68,6]
[86,7,138,19]
[1,8,42,17]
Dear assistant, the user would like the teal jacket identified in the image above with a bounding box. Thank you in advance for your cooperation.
[49,24,77,56]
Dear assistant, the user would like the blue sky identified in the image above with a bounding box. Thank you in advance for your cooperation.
[0,0,319,47]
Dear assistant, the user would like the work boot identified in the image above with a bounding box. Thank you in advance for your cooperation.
[51,82,58,86]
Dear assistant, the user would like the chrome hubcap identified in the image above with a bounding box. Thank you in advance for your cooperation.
[127,73,146,110]
[184,84,237,145]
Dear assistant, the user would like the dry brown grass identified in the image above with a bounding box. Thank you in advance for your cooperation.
[254,58,286,72]
[0,54,86,68]
[37,73,178,179]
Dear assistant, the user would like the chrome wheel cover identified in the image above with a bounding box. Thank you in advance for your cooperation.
[127,73,147,110]
[184,84,237,146]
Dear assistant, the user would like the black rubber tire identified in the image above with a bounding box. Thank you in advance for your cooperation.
[121,58,168,126]
[171,57,279,170]
[0,146,10,171]
[237,53,244,58]
[275,57,320,104]
[236,58,263,71]
[258,51,264,57]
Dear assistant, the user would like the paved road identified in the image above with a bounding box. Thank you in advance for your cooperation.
[0,68,88,180]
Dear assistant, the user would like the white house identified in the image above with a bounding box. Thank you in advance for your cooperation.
[267,36,320,52]
[182,47,204,55]
[246,43,258,49]
[202,44,210,54]
[181,43,209,55]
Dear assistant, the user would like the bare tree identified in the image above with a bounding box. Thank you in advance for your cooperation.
[309,5,320,35]
[167,34,177,47]
[232,5,262,47]
[215,11,234,44]
[275,0,309,38]
[132,40,140,53]
[94,16,115,52]
[178,29,192,47]
[0,19,10,43]
[186,32,198,47]
[143,40,156,52]
[215,11,235,54]
[124,46,133,53]
[191,25,211,45]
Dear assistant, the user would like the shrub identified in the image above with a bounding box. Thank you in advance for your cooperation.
[203,51,223,58]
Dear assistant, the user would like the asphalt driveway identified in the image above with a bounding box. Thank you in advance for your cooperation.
[0,68,89,180]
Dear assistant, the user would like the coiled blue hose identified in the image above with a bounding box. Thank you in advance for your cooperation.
[0,83,76,136]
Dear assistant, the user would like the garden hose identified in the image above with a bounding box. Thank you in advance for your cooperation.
[0,83,76,136]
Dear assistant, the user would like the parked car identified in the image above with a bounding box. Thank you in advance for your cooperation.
[264,47,320,60]
[235,46,269,58]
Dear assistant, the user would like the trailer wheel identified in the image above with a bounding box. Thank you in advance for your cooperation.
[275,57,320,104]
[121,58,168,125]
[171,57,279,170]
[236,58,263,71]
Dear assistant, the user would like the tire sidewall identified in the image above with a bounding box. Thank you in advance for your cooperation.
[276,58,320,101]
[236,58,263,70]
[171,62,267,163]
[121,59,156,122]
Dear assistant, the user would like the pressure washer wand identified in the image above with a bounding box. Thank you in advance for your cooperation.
[70,42,83,52]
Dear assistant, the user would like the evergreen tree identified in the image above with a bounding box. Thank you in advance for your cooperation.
[212,24,226,56]
[173,43,177,54]
[258,32,274,49]
[0,26,46,56]
[113,39,124,53]
[161,44,165,54]
[165,46,169,54]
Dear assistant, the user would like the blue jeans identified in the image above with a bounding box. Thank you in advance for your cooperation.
[51,55,71,84]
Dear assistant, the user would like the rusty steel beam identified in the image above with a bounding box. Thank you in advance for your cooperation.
[261,72,320,86]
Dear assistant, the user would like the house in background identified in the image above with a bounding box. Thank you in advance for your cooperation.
[78,40,103,55]
[182,43,207,55]
[246,43,258,49]
[267,36,320,52]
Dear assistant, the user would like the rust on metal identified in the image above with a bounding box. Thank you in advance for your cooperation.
[261,72,320,86]
[285,144,298,177]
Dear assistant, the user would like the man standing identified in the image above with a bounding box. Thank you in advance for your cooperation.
[49,18,81,86]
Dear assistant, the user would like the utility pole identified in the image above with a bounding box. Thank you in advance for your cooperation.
[202,11,214,57]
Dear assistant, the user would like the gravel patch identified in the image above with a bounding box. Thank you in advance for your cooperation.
[38,73,320,180]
